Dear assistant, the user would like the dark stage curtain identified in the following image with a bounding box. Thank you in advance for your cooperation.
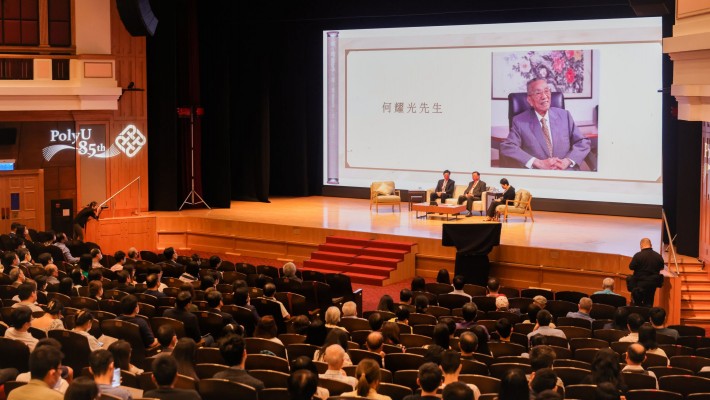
[442,223,502,287]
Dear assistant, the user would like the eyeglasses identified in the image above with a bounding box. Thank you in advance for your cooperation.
[529,88,551,97]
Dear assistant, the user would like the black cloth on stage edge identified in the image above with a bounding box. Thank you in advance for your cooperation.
[442,223,502,286]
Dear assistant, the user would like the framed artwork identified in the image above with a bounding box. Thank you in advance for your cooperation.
[492,50,593,99]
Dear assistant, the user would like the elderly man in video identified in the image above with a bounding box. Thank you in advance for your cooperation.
[500,78,590,170]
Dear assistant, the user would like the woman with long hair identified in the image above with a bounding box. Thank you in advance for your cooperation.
[376,295,395,313]
[431,323,450,350]
[414,295,429,314]
[108,339,144,375]
[381,322,402,347]
[305,318,328,347]
[411,276,426,292]
[343,359,392,400]
[88,280,103,301]
[254,315,284,345]
[638,324,668,360]
[497,368,530,400]
[582,348,627,392]
[436,269,451,285]
[291,355,330,400]
[472,325,491,356]
[57,277,74,297]
[173,337,199,380]
[314,329,353,365]
[72,309,103,351]
[31,299,64,331]
[64,376,99,400]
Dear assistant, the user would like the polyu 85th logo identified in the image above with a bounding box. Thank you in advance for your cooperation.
[42,125,146,161]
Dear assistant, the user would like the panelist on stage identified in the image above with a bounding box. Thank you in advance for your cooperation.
[73,201,103,241]
[500,78,590,170]
[457,171,486,217]
[483,178,515,221]
[430,169,455,203]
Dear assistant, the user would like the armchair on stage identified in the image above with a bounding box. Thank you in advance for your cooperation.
[370,181,402,213]
[496,189,534,222]
[426,185,488,215]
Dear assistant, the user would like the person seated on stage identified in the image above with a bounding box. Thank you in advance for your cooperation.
[649,307,679,340]
[566,297,594,322]
[457,171,487,217]
[430,169,455,204]
[282,262,303,284]
[483,178,515,222]
[594,277,621,295]
[619,313,644,342]
[486,277,504,297]
[450,275,472,300]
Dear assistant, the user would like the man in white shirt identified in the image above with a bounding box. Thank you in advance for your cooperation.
[440,350,480,400]
[111,250,127,272]
[263,283,290,319]
[526,310,566,342]
[52,233,79,264]
[619,313,644,342]
[4,306,38,351]
[450,275,472,300]
[622,343,658,389]
[12,282,44,313]
[319,345,357,388]
[90,349,133,400]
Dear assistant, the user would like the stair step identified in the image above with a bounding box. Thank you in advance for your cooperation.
[311,251,357,263]
[679,284,710,292]
[370,240,416,252]
[359,247,407,260]
[344,271,388,286]
[302,259,348,273]
[349,263,395,277]
[354,255,401,269]
[318,243,365,253]
[326,236,373,247]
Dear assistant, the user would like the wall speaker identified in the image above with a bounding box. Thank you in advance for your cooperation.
[116,0,158,37]
[628,0,670,17]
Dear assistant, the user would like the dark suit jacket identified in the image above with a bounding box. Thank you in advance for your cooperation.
[435,179,455,196]
[501,107,590,168]
[500,186,516,203]
[213,367,265,390]
[464,180,487,199]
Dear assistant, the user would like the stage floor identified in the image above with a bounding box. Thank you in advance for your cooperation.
[162,196,662,258]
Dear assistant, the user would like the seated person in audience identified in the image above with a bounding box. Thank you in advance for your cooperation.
[342,359,392,400]
[18,248,33,271]
[164,291,207,345]
[205,290,237,326]
[365,331,386,358]
[368,312,385,331]
[263,283,290,319]
[144,273,167,298]
[125,247,140,264]
[472,325,491,356]
[565,297,594,322]
[381,321,403,348]
[424,344,445,365]
[530,368,560,397]
[147,264,168,292]
[213,334,265,390]
[458,331,479,360]
[31,299,64,331]
[72,309,104,351]
[200,274,217,291]
[456,303,479,331]
[70,267,86,292]
[208,255,222,270]
[377,295,396,313]
[394,306,413,333]
[89,248,103,269]
[430,323,451,350]
[342,301,358,318]
[109,339,144,374]
[116,295,159,348]
[581,348,626,391]
[486,277,503,297]
[521,334,549,359]
[605,307,630,331]
[595,382,621,400]
[7,345,64,400]
[45,264,61,286]
[234,286,260,322]
[528,345,564,390]
[157,325,177,354]
[440,351,481,400]
[282,261,303,284]
[325,306,347,331]
[402,362,443,400]
[649,307,679,340]
[111,250,127,272]
[490,318,513,343]
[637,325,668,360]
[9,265,25,288]
[12,281,44,312]
[291,315,310,335]
[495,296,520,315]
[53,232,79,264]
[64,377,99,400]
[173,337,199,381]
[291,356,330,400]
[450,275,472,300]
[319,344,358,388]
[15,338,71,394]
[411,276,426,292]
[619,313,644,342]
[622,343,658,389]
[162,247,184,268]
[78,254,93,277]
[144,354,201,400]
[4,306,38,351]
[594,277,620,295]
[254,315,283,344]
[37,252,53,267]
[89,349,133,400]
[88,280,103,301]
[399,288,413,305]
[533,295,548,310]
[315,329,353,363]
[499,369,532,400]
[527,310,566,342]
[289,369,319,400]
[414,295,429,314]
[442,382,474,400]
[115,270,137,294]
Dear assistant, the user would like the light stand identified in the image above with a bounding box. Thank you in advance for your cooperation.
[178,106,210,210]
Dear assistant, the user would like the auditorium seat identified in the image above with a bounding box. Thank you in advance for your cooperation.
[195,363,229,380]
[458,375,500,394]
[349,348,383,367]
[648,366,693,378]
[245,353,290,373]
[384,353,425,373]
[486,311,521,324]
[463,284,487,297]
[195,347,226,365]
[623,372,658,390]
[590,293,627,308]
[564,384,598,400]
[670,355,710,373]
[670,325,707,337]
[659,375,710,397]
[407,313,437,326]
[377,382,412,400]
[497,189,534,222]
[557,317,592,329]
[399,334,433,348]
[411,324,435,337]
[100,319,160,365]
[626,389,682,400]
[425,282,454,295]
[320,377,357,396]
[249,369,289,388]
[370,181,402,213]
[555,291,588,304]
[0,338,29,372]
[558,326,592,340]
[245,337,286,359]
[593,329,627,343]
[545,300,578,319]
[520,288,553,300]
[199,379,257,400]
[553,359,591,370]
[569,337,609,352]
[49,329,92,371]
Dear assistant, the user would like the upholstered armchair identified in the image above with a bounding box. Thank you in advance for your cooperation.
[496,189,534,222]
[425,185,488,215]
[370,181,401,213]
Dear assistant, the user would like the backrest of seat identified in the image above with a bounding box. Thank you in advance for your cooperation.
[516,190,531,208]
[0,338,30,372]
[48,329,91,372]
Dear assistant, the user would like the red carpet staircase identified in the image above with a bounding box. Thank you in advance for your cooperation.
[303,236,417,286]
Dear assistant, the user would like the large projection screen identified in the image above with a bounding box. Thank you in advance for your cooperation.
[322,18,663,206]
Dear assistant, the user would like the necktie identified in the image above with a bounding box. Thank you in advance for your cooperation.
[541,117,553,157]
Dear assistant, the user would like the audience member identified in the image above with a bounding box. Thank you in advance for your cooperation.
[109,340,144,374]
[619,313,644,342]
[172,338,199,381]
[423,344,445,365]
[527,310,566,342]
[157,325,178,353]
[377,295,395,313]
[315,329,353,364]
[144,274,166,298]
[436,269,451,285]
[31,299,64,331]
[395,306,412,333]
[368,312,385,331]
[73,309,103,351]
[4,306,38,351]
[532,295,547,310]
[440,351,480,399]
[44,264,60,285]
[281,262,302,284]
[456,303,478,330]
[581,348,626,392]
[530,368,559,396]
[15,338,70,394]
[8,345,64,400]
[291,356,330,400]
[144,354,201,400]
[213,334,265,390]
[325,306,346,331]
[450,275,472,300]
[53,233,79,264]
[414,295,429,314]
[64,376,99,400]
[432,323,450,349]
[111,250,127,271]
[289,369,319,400]
[471,325,490,355]
[254,315,283,345]
[402,362,442,400]
[305,319,328,347]
[565,297,594,322]
[606,307,630,331]
[365,331,386,358]
[399,289,413,305]
[411,276,426,292]
[381,321,402,347]
[492,318,513,343]
[116,295,159,347]
[319,344,358,387]
[649,307,679,340]
[486,277,501,297]
[622,343,658,389]
[595,382,622,400]
[497,369,530,400]
[264,283,290,319]
[89,349,132,400]
[205,290,237,326]
[458,331,479,359]
[594,278,620,295]
[342,301,358,318]
[164,291,205,344]
[637,324,668,359]
[442,382,474,400]
[342,359,391,400]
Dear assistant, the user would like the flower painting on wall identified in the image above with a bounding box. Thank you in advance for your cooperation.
[491,50,593,99]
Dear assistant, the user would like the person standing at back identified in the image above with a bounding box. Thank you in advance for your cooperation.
[626,238,665,307]
[73,201,102,241]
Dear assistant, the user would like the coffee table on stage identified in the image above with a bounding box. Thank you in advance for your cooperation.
[411,203,466,221]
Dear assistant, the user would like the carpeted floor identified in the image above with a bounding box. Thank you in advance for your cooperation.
[221,254,412,312]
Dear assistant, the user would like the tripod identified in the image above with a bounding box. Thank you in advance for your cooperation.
[179,106,210,210]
